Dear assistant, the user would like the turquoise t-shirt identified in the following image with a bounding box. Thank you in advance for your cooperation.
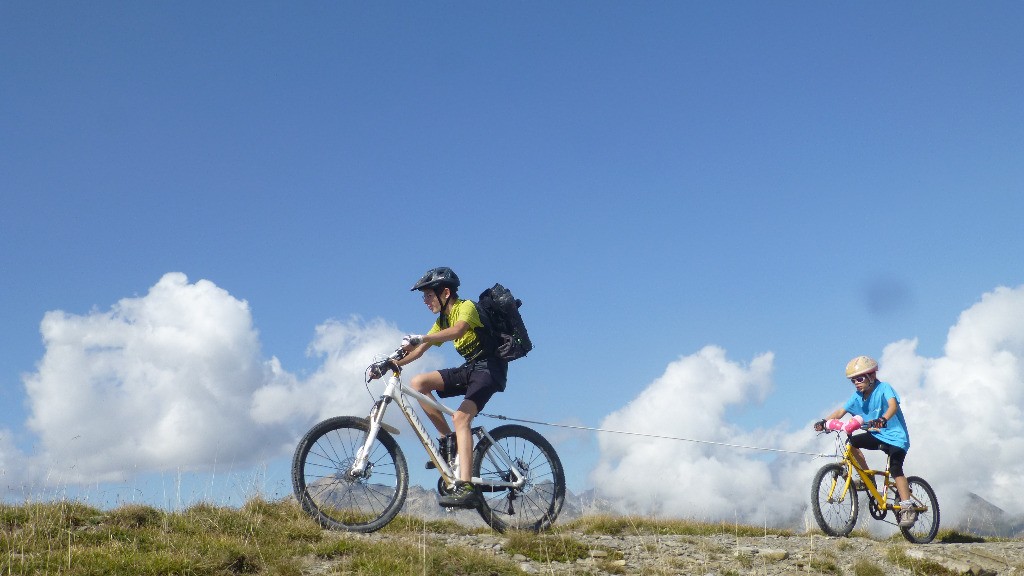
[843,381,910,451]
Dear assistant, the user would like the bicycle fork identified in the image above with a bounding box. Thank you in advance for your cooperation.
[349,396,396,478]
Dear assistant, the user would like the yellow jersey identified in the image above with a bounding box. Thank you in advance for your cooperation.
[427,298,486,361]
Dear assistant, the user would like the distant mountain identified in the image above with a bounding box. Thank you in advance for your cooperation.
[397,484,618,526]
[953,492,1024,538]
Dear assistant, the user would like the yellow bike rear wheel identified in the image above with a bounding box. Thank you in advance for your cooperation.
[900,476,940,544]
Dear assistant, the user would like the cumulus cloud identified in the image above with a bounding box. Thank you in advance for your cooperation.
[0,430,29,493]
[251,317,442,436]
[16,272,418,487]
[11,272,1024,532]
[590,285,1024,530]
[23,273,280,482]
[589,346,820,526]
[881,285,1024,521]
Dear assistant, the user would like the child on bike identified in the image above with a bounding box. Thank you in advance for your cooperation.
[389,266,508,509]
[814,355,917,527]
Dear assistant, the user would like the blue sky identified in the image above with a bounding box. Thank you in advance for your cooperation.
[3,3,1024,526]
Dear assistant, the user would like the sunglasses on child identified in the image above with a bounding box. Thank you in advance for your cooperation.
[850,375,870,384]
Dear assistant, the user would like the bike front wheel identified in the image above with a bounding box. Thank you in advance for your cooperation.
[811,463,859,536]
[291,416,408,533]
[900,476,940,544]
[472,424,565,533]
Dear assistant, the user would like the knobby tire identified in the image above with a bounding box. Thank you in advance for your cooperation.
[291,416,408,533]
[900,476,940,544]
[811,462,858,537]
[472,424,565,533]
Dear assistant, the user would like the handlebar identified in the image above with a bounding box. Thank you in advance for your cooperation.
[365,348,407,382]
[817,421,880,435]
[829,423,876,432]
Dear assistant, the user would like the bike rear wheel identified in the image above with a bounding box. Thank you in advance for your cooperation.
[811,463,859,536]
[472,424,565,533]
[900,476,940,544]
[292,416,408,533]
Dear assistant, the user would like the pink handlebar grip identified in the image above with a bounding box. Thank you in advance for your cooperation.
[842,415,865,434]
[825,416,864,434]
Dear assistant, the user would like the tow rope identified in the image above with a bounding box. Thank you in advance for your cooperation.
[480,412,832,458]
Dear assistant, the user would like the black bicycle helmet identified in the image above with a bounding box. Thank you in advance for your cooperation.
[411,267,460,292]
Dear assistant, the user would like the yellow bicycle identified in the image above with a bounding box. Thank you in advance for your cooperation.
[811,425,940,544]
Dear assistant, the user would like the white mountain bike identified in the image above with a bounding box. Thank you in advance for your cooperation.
[291,348,566,533]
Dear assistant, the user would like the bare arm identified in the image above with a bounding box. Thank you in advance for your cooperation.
[420,320,470,345]
[880,397,898,422]
[396,342,430,366]
[824,407,848,421]
[813,406,850,431]
[395,320,471,367]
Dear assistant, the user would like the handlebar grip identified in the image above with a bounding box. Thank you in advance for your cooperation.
[367,362,387,380]
[842,416,864,434]
[825,419,845,432]
[365,348,409,382]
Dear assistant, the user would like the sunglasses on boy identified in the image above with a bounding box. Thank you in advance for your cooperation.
[850,374,870,384]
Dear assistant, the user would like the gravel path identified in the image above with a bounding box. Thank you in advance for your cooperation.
[307,528,1024,575]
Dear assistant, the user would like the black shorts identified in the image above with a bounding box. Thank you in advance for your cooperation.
[437,358,508,412]
[851,433,907,478]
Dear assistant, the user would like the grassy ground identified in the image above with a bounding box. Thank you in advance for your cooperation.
[0,499,1003,576]
[3,498,319,575]
[2,498,535,576]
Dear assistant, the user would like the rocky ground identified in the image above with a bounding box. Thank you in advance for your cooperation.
[307,527,1024,576]
[300,486,1024,574]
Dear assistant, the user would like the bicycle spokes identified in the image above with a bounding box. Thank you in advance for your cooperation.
[293,416,409,533]
[294,352,565,534]
[811,463,858,537]
[473,424,565,533]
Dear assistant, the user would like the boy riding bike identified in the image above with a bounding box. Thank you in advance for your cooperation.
[373,266,508,509]
[814,355,917,527]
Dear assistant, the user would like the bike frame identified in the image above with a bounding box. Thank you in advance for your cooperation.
[829,435,931,515]
[348,368,530,491]
[830,441,899,511]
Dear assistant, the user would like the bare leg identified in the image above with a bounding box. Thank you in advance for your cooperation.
[852,447,869,472]
[410,371,451,436]
[453,399,479,483]
[895,476,911,502]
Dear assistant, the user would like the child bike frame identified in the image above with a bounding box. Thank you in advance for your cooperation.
[291,348,565,534]
[811,425,940,544]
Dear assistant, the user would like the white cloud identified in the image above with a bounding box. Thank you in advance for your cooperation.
[22,273,283,482]
[16,272,426,487]
[589,346,819,525]
[880,285,1024,519]
[590,285,1024,530]
[250,316,442,435]
[0,430,29,493]
[12,273,1024,531]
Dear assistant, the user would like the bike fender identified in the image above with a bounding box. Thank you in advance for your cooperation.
[358,417,401,436]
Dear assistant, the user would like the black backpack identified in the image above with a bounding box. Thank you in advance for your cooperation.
[476,283,533,362]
